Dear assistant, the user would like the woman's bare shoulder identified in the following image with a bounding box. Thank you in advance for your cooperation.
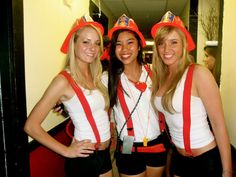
[193,64,213,81]
[192,64,218,92]
[46,73,71,94]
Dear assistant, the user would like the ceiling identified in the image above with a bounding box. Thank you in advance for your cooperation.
[101,0,189,40]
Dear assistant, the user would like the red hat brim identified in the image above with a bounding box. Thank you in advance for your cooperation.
[151,22,195,51]
[108,26,146,48]
[60,22,104,54]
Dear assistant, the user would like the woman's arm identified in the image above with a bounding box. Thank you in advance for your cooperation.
[24,75,95,158]
[193,65,232,176]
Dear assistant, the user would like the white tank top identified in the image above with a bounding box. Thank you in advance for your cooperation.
[154,67,214,149]
[62,88,110,143]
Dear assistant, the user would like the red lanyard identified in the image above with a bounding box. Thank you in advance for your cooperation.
[60,71,101,145]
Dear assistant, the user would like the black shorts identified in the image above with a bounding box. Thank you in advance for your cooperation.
[171,146,222,177]
[115,137,167,175]
[64,148,112,177]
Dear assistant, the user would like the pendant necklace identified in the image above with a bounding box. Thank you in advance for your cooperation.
[127,67,147,92]
[128,79,147,92]
[125,68,150,146]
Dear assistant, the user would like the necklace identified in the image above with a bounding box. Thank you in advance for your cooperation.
[128,80,147,92]
[127,82,151,147]
[126,67,148,92]
[124,67,151,146]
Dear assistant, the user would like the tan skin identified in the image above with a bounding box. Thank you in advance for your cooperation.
[115,31,164,177]
[24,27,112,177]
[156,30,232,177]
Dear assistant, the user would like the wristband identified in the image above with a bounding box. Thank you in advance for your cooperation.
[222,169,233,174]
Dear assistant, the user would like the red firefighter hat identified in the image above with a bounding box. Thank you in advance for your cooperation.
[108,14,146,48]
[60,14,104,54]
[151,11,195,51]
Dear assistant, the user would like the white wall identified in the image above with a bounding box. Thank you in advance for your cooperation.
[221,0,236,146]
[24,0,90,139]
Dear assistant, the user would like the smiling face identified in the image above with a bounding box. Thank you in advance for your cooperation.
[115,31,140,66]
[74,26,101,64]
[156,29,184,67]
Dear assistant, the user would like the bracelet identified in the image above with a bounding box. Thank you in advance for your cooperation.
[222,169,233,174]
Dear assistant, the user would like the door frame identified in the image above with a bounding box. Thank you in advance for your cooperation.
[0,0,30,177]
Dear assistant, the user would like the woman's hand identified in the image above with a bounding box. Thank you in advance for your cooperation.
[53,102,69,118]
[65,139,96,158]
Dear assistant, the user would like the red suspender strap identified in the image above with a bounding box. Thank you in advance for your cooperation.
[117,81,135,136]
[60,71,101,144]
[183,64,195,156]
[157,112,166,132]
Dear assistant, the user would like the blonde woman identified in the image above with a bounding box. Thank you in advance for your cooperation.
[24,15,112,177]
[151,11,232,177]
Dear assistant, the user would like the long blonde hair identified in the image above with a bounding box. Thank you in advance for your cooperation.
[64,25,110,110]
[151,26,193,113]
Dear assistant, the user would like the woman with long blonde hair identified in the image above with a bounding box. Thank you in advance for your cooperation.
[24,15,112,177]
[151,11,232,177]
